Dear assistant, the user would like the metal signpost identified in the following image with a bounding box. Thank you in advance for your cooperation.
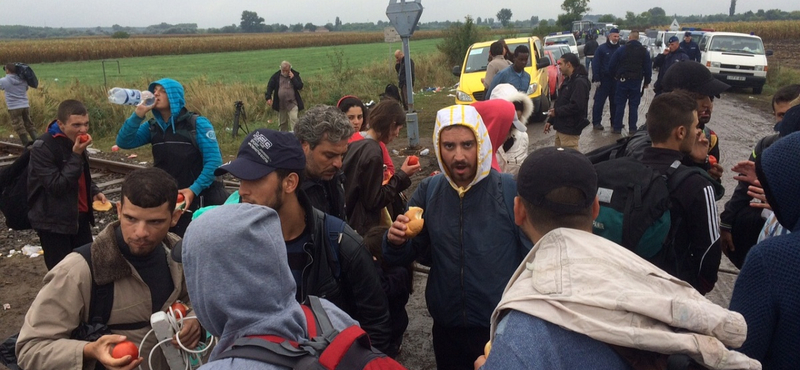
[386,0,423,148]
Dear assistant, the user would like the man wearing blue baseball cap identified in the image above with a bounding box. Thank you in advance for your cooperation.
[212,128,392,354]
[652,35,689,95]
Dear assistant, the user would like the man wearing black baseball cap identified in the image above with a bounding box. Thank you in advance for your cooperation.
[662,61,730,182]
[680,31,701,62]
[211,128,392,354]
[474,146,756,370]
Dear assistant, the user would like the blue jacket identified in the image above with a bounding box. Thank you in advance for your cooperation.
[485,65,530,98]
[592,39,621,81]
[607,40,652,85]
[680,40,701,62]
[729,132,800,369]
[382,105,532,328]
[480,311,631,369]
[115,78,222,196]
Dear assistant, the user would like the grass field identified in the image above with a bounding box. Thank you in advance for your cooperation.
[29,38,443,87]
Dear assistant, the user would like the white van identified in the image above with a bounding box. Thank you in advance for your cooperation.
[698,32,773,94]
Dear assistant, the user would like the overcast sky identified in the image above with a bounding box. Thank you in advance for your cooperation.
[4,0,797,29]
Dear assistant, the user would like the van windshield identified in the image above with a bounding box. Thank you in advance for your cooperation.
[464,46,490,73]
[708,36,765,54]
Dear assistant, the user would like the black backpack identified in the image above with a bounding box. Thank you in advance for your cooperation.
[585,126,651,164]
[592,158,699,260]
[0,147,32,230]
[217,296,407,370]
[13,63,38,89]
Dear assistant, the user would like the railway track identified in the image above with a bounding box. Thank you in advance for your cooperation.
[0,141,240,197]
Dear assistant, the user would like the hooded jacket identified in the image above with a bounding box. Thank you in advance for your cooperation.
[382,105,532,328]
[0,73,29,109]
[27,121,98,234]
[490,228,759,370]
[116,78,223,198]
[489,85,532,176]
[181,204,359,368]
[730,132,800,369]
[191,191,393,354]
[548,65,591,136]
[471,99,516,172]
[16,222,188,370]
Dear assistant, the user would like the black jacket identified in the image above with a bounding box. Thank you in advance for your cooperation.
[548,67,591,135]
[301,172,346,221]
[27,123,98,234]
[680,40,701,62]
[297,191,392,353]
[641,147,721,294]
[583,39,599,56]
[342,138,411,235]
[264,69,304,111]
[394,57,415,88]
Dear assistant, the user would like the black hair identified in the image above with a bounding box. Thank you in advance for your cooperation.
[338,96,368,130]
[561,53,581,68]
[514,45,530,58]
[646,91,698,144]
[521,187,594,235]
[120,167,178,210]
[368,99,406,143]
[57,100,88,124]
[490,41,504,57]
[772,84,800,111]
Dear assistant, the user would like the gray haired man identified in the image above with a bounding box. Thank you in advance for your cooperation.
[294,105,354,220]
[265,61,305,131]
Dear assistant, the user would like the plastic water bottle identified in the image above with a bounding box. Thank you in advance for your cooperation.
[107,87,155,106]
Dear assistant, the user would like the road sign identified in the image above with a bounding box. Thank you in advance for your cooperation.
[386,0,423,37]
[670,19,681,31]
[384,27,401,43]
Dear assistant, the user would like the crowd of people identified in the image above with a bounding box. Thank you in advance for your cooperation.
[2,40,799,370]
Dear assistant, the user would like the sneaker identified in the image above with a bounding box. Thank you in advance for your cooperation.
[593,125,604,131]
[612,129,622,134]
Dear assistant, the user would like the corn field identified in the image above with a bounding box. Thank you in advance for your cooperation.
[0,30,445,64]
[682,20,800,41]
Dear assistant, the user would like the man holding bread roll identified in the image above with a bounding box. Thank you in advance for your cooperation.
[384,105,532,370]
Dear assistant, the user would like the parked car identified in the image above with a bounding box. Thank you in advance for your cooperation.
[452,36,551,121]
[543,48,564,99]
[698,31,773,94]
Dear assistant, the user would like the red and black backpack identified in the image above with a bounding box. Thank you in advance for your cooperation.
[217,296,407,370]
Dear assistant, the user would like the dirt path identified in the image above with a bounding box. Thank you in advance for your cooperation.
[0,86,779,369]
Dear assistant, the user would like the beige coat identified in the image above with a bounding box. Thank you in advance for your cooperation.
[16,222,189,370]
[491,228,761,370]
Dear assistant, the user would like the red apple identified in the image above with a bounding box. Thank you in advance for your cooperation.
[111,340,138,359]
[408,155,419,166]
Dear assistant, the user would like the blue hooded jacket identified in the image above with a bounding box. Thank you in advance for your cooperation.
[729,131,800,369]
[182,203,358,368]
[115,78,222,196]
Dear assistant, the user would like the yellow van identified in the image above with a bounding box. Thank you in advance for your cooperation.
[452,36,551,122]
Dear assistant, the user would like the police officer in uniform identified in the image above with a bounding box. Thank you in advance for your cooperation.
[608,31,652,134]
[680,31,701,62]
[591,28,622,131]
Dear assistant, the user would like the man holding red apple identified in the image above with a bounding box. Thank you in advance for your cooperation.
[17,168,199,370]
[26,100,108,270]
